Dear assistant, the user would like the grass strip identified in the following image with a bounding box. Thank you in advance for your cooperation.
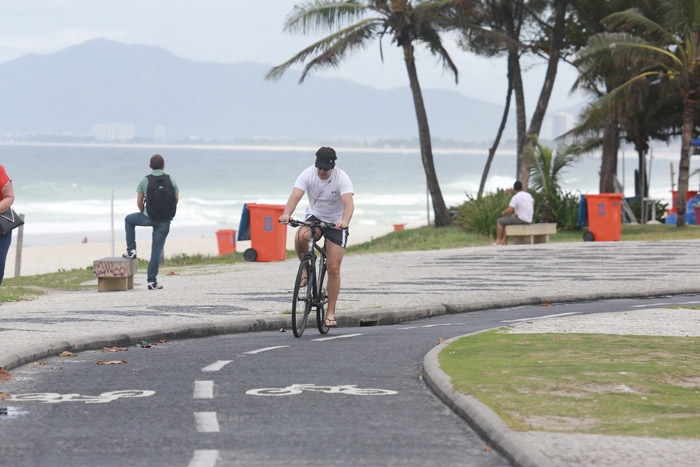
[439,329,700,439]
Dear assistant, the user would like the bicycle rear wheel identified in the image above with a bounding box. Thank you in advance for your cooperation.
[316,259,330,334]
[291,260,313,337]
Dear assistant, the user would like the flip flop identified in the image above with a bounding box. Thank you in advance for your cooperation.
[324,317,337,327]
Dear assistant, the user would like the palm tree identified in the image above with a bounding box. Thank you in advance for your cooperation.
[579,2,700,226]
[459,0,569,189]
[517,0,568,188]
[527,137,580,222]
[572,34,642,193]
[569,0,664,196]
[266,0,475,227]
[459,0,527,198]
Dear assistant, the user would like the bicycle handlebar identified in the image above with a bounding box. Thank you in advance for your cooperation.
[280,219,336,230]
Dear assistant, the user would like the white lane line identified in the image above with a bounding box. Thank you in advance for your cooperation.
[503,312,580,323]
[201,360,232,372]
[188,449,219,467]
[312,333,363,342]
[679,301,700,304]
[193,381,214,399]
[398,326,418,330]
[631,303,673,308]
[243,345,289,354]
[194,412,220,433]
[422,323,459,328]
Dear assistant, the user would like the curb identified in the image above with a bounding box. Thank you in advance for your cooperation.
[0,316,287,371]
[3,287,699,372]
[422,334,555,467]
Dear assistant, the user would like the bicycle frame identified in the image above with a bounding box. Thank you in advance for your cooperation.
[298,223,325,299]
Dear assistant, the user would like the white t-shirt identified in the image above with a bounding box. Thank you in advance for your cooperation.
[294,166,354,223]
[509,190,534,223]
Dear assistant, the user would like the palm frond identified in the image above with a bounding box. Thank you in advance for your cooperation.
[416,25,459,82]
[284,1,369,35]
[267,19,379,82]
[661,0,700,38]
[603,8,679,48]
[299,21,379,81]
[578,32,679,70]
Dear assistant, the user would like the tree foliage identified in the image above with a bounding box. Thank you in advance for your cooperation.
[577,1,700,225]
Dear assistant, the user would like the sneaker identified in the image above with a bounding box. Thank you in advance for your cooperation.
[122,249,137,259]
[148,282,163,290]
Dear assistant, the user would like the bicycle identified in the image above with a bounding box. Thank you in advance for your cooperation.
[282,219,334,337]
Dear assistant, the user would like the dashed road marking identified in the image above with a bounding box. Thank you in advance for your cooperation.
[188,449,219,467]
[398,326,418,330]
[422,323,460,328]
[243,345,289,354]
[312,333,363,342]
[193,381,214,399]
[194,412,220,433]
[631,303,673,308]
[201,360,232,372]
[679,301,700,304]
[503,312,580,323]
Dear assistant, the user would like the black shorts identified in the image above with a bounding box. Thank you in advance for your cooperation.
[306,215,349,248]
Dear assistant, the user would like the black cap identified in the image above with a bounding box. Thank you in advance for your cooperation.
[315,147,337,169]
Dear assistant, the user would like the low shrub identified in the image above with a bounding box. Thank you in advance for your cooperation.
[454,190,511,238]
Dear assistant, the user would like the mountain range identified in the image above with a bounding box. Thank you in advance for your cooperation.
[0,39,578,144]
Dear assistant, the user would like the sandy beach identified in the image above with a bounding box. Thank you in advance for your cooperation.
[5,223,398,277]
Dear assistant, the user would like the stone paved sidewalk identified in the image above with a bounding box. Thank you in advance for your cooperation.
[2,239,700,466]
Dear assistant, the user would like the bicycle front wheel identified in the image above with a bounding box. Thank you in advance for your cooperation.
[316,259,330,334]
[291,260,313,337]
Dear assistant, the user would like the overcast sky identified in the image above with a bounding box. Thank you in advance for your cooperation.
[0,0,586,111]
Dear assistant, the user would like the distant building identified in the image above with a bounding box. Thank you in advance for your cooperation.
[92,123,136,142]
[153,125,167,142]
[552,112,572,140]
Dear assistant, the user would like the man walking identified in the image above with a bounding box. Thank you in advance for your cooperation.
[494,180,534,245]
[279,147,354,327]
[123,154,179,290]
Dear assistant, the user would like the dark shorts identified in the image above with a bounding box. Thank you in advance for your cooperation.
[497,215,530,227]
[306,215,349,248]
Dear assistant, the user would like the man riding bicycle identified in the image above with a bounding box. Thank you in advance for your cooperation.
[279,147,354,327]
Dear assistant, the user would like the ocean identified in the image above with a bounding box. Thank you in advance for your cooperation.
[1,142,697,247]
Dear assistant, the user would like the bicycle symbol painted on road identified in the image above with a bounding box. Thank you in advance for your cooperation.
[246,384,397,397]
[7,390,155,404]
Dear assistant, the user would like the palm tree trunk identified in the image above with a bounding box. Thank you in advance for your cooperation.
[518,0,568,188]
[635,149,648,198]
[403,44,452,227]
[513,55,527,160]
[676,96,694,227]
[599,115,619,193]
[478,60,514,198]
[504,2,528,177]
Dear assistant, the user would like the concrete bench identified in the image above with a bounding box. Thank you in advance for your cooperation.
[505,223,557,244]
[93,257,138,292]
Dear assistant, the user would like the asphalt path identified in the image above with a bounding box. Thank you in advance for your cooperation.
[1,294,697,467]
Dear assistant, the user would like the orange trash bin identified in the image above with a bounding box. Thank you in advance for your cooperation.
[215,229,236,255]
[585,193,624,242]
[244,203,287,262]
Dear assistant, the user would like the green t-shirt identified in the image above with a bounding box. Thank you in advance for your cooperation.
[137,170,179,217]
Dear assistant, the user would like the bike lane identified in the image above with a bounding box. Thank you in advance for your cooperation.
[1,311,516,467]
